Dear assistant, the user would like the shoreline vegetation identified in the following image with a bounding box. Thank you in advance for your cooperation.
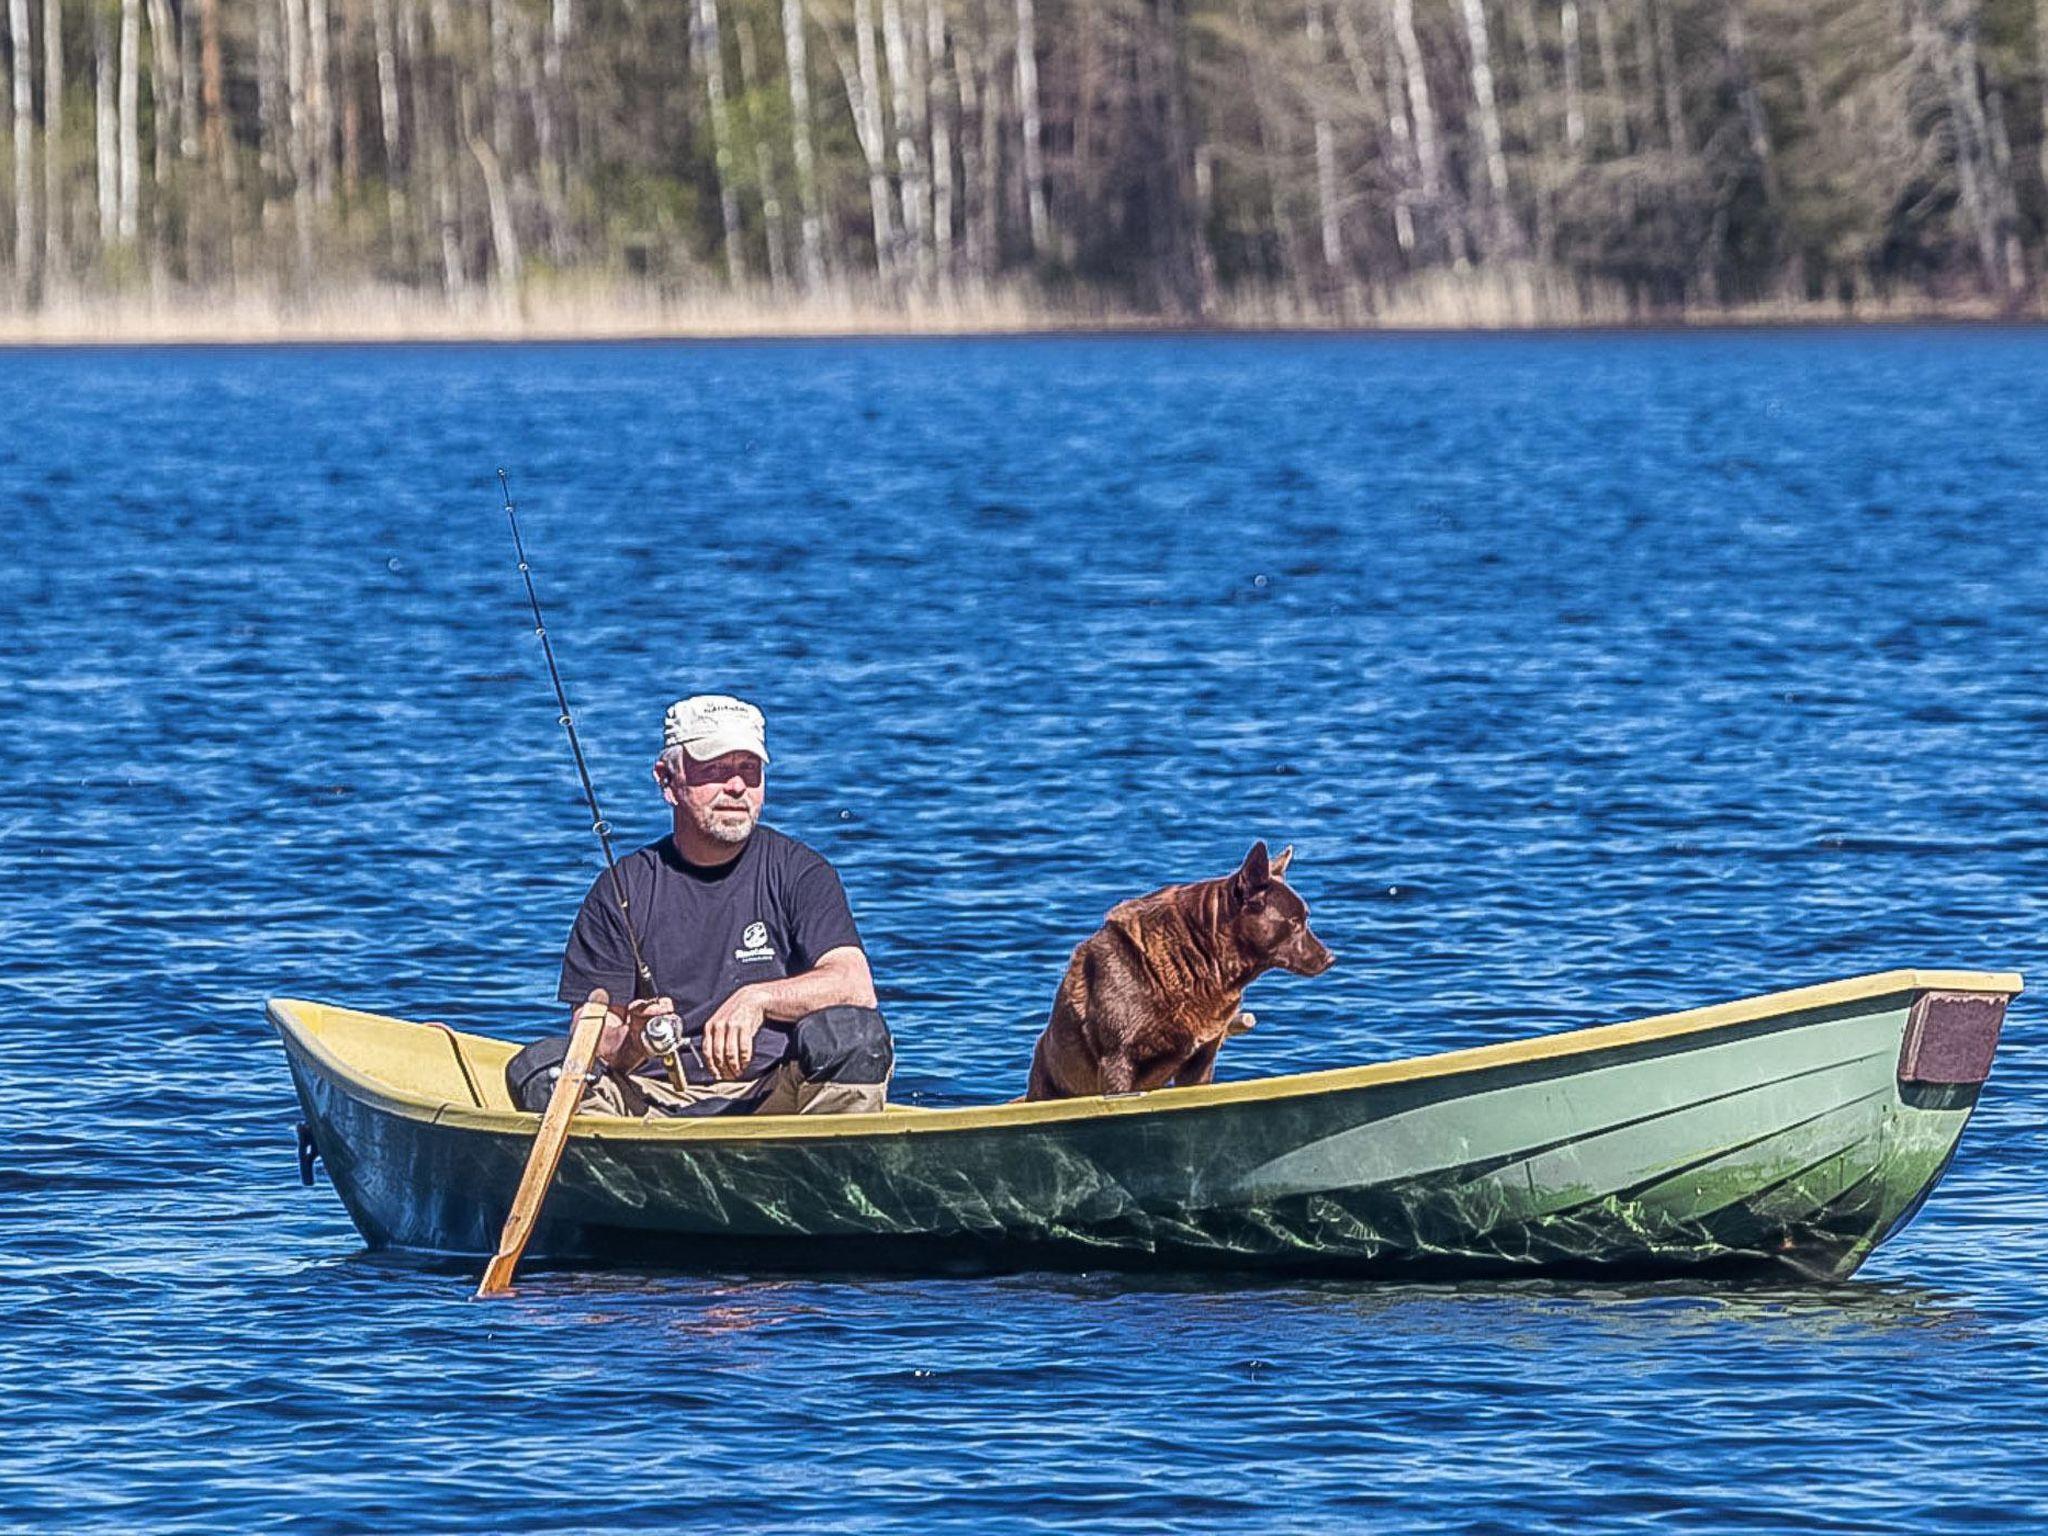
[2,0,2044,347]
[2,273,2041,346]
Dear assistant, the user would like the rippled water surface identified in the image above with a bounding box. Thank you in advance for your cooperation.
[5,332,2048,1531]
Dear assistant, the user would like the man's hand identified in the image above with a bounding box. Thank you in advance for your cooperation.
[596,995,676,1075]
[700,986,767,1081]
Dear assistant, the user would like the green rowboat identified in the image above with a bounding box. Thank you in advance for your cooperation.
[273,967,2019,1280]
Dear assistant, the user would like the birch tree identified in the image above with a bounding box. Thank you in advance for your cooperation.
[118,0,139,244]
[9,0,34,301]
[94,8,115,245]
[41,0,60,282]
[0,0,2044,319]
[781,0,827,287]
[1016,0,1049,257]
[1458,0,1518,255]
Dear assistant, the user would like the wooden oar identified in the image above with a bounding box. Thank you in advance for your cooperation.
[476,989,611,1298]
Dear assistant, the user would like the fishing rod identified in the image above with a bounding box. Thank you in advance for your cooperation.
[499,469,686,1084]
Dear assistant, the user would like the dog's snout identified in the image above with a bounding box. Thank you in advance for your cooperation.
[1287,934,1335,976]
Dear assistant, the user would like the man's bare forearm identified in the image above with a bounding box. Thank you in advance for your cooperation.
[744,948,877,1020]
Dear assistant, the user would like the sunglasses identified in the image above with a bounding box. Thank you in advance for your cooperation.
[678,755,764,788]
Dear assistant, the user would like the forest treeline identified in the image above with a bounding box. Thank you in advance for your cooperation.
[1,0,2045,325]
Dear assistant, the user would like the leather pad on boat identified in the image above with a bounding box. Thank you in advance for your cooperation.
[1898,992,2007,1086]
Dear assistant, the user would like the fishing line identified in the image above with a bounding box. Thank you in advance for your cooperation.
[499,469,685,1081]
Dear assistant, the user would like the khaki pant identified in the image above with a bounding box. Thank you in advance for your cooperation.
[511,1005,892,1121]
[580,1058,886,1119]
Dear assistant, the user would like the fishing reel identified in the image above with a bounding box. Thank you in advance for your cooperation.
[640,1013,691,1091]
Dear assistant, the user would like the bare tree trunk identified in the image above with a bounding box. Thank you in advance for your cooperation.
[2039,0,2048,207]
[734,10,789,293]
[548,0,571,151]
[781,0,825,288]
[339,0,362,199]
[976,39,1001,278]
[1336,0,1414,257]
[1234,0,1305,303]
[407,0,462,294]
[461,82,522,303]
[1151,0,1214,311]
[200,0,228,181]
[1631,0,1666,150]
[178,0,198,160]
[257,0,280,187]
[1908,0,2004,293]
[1649,0,1687,153]
[1457,0,1517,256]
[42,0,62,285]
[957,41,987,277]
[1513,0,1553,262]
[9,0,32,302]
[1074,0,1101,213]
[540,0,570,235]
[145,0,179,188]
[1561,0,1585,152]
[1588,0,1626,149]
[95,7,116,245]
[310,0,335,203]
[1335,0,1400,259]
[484,0,508,166]
[926,0,956,294]
[1723,2,1781,242]
[1511,0,1548,112]
[1388,0,1451,260]
[119,0,140,244]
[693,0,745,284]
[1983,80,2024,287]
[1307,0,1344,278]
[371,0,404,259]
[284,0,315,270]
[1944,0,2016,293]
[838,0,898,284]
[1015,0,1049,258]
[881,0,928,289]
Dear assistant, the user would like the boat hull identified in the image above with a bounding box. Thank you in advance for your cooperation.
[274,969,2018,1280]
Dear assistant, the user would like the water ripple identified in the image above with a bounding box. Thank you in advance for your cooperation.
[4,332,2048,1530]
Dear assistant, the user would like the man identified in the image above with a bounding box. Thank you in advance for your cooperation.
[509,694,892,1117]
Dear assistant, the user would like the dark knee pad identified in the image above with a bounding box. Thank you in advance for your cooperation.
[504,1034,644,1114]
[791,1006,893,1085]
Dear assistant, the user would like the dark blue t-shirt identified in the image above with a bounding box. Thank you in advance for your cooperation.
[557,826,864,1080]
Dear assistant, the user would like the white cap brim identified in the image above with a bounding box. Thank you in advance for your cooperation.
[678,727,770,764]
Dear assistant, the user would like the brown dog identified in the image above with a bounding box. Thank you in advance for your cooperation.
[1025,841,1335,1100]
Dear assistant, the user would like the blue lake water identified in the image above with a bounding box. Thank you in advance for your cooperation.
[4,331,2048,1530]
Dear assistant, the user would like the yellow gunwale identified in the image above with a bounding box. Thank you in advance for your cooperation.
[270,967,2022,1144]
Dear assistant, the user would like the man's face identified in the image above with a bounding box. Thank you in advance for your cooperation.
[663,750,765,847]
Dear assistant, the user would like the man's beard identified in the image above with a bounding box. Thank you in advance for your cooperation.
[694,801,759,846]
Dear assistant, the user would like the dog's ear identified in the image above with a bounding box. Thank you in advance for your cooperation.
[1233,840,1271,901]
[1270,844,1295,880]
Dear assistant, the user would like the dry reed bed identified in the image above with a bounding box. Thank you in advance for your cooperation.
[0,273,2036,344]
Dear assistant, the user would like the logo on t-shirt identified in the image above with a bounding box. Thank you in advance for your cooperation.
[736,921,775,963]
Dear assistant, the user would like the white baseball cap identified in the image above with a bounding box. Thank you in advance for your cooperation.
[663,695,770,763]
